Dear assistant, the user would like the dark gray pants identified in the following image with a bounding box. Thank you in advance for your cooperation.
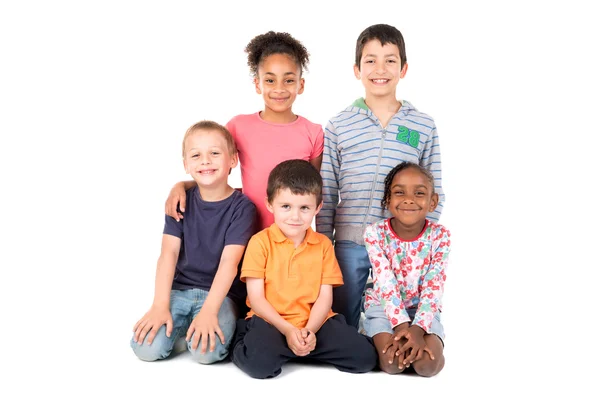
[231,314,377,379]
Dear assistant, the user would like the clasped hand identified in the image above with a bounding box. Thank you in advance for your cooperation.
[383,324,434,369]
[285,327,316,357]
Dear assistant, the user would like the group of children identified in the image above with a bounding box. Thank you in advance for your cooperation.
[131,23,451,379]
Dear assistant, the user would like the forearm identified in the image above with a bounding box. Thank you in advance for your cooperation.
[250,296,295,335]
[201,266,237,315]
[305,296,331,333]
[152,253,177,308]
[182,180,197,191]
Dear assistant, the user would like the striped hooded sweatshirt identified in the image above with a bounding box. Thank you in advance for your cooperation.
[316,98,445,245]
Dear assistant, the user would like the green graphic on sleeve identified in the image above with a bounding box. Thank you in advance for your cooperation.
[396,126,420,148]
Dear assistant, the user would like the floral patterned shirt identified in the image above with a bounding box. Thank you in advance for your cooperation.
[364,218,451,334]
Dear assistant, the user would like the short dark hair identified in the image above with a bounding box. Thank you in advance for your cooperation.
[267,160,322,205]
[355,24,407,69]
[381,162,435,208]
[182,120,237,157]
[245,31,310,77]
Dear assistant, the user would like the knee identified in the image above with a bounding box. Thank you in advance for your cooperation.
[412,354,445,377]
[189,339,229,364]
[232,343,280,379]
[348,342,378,373]
[130,335,171,362]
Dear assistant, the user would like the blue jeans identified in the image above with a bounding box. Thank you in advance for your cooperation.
[130,288,238,364]
[333,240,371,329]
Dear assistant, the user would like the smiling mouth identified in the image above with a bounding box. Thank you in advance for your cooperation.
[198,169,217,175]
[371,79,389,84]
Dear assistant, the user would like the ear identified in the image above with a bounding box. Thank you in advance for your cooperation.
[354,64,361,80]
[298,77,305,95]
[230,152,239,169]
[265,197,274,214]
[228,152,239,175]
[429,193,439,212]
[400,62,408,79]
[254,76,261,94]
[183,158,189,174]
[314,200,323,215]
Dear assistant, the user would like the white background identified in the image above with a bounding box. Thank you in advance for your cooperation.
[1,0,598,398]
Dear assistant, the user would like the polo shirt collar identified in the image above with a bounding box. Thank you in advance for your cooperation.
[268,224,321,245]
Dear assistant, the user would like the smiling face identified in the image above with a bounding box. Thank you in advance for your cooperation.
[183,129,238,190]
[354,39,407,100]
[254,53,304,122]
[266,188,322,246]
[387,166,438,239]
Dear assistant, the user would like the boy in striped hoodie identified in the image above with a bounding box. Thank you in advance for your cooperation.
[316,24,445,329]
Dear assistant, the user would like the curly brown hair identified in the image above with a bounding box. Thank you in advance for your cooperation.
[245,31,310,77]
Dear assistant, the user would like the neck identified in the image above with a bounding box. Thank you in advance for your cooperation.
[260,108,297,124]
[364,95,401,114]
[390,218,426,241]
[197,184,234,202]
[292,231,307,248]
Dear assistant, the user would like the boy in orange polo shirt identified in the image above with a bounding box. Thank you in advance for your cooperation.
[231,160,377,379]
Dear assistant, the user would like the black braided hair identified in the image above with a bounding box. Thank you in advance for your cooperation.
[381,162,435,208]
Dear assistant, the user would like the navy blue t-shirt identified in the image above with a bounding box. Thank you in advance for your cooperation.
[163,188,257,305]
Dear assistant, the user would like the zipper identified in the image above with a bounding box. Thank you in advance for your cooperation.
[362,122,387,233]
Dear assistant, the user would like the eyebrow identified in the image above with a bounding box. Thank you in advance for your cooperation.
[392,183,429,189]
[263,71,297,76]
[364,53,399,58]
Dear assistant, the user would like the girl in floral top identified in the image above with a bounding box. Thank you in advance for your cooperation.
[363,161,451,377]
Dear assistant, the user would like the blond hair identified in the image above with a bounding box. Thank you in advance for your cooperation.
[182,120,237,157]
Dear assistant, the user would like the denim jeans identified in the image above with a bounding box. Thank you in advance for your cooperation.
[130,288,238,364]
[333,240,372,329]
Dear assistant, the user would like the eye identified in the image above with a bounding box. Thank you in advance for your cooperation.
[393,190,403,196]
[386,59,397,63]
[301,206,310,211]
[265,79,274,84]
[415,191,425,196]
[191,154,199,159]
[365,59,374,64]
[281,205,290,210]
[286,79,295,84]
[210,151,220,156]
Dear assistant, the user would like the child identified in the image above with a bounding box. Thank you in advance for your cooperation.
[316,24,446,329]
[231,160,377,379]
[165,31,324,231]
[130,121,256,364]
[363,161,450,376]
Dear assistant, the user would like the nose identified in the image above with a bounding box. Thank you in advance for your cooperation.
[402,194,415,204]
[290,208,301,221]
[274,80,286,92]
[375,60,386,74]
[200,154,211,164]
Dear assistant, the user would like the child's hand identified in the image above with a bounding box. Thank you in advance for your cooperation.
[284,328,310,357]
[165,182,186,221]
[395,325,434,367]
[301,328,316,352]
[186,310,224,354]
[133,306,173,345]
[382,334,405,368]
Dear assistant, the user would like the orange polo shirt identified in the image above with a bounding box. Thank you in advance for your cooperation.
[241,224,343,328]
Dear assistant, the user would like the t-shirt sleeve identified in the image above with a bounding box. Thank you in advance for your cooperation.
[163,213,183,238]
[320,239,343,287]
[224,197,257,247]
[240,235,267,282]
[310,124,325,160]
